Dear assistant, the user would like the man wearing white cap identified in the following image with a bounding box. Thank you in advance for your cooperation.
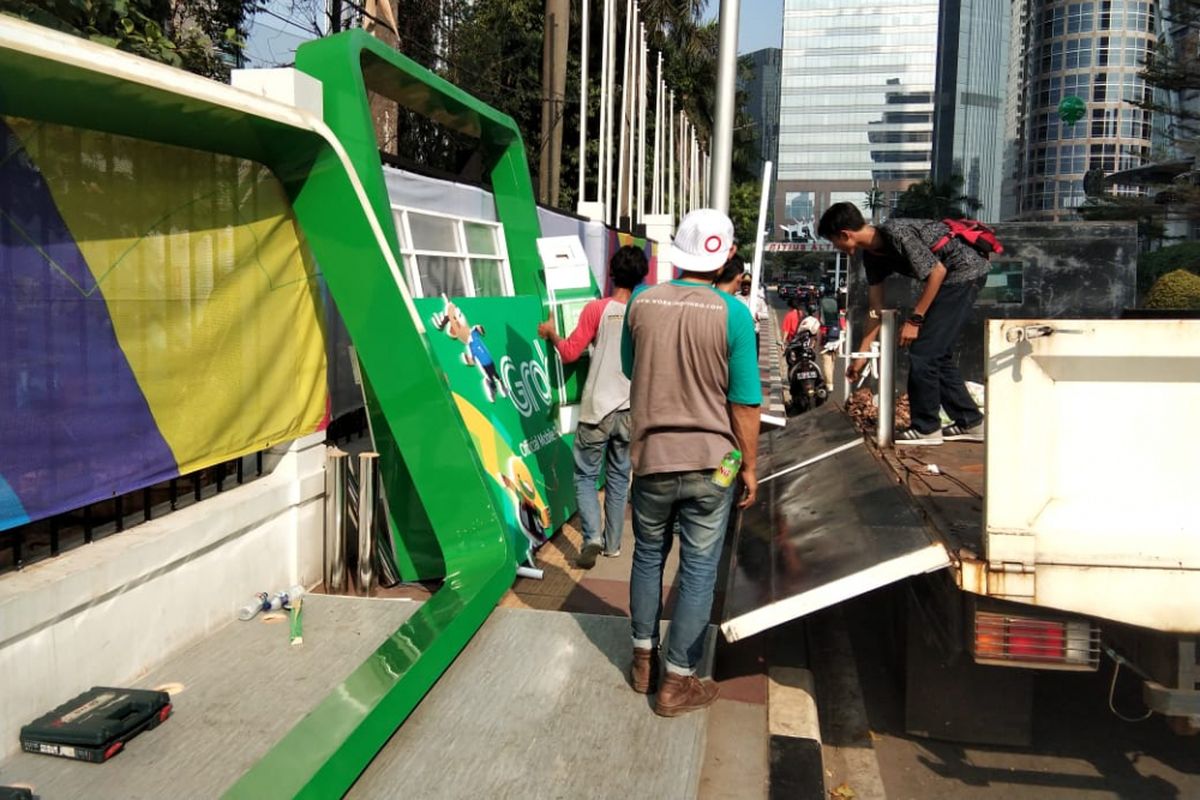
[620,208,762,717]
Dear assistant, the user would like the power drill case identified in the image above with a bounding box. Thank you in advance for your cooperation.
[19,687,172,763]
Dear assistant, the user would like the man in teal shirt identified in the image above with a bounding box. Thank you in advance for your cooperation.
[620,209,761,717]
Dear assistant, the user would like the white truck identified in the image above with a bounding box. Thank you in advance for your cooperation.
[722,316,1200,744]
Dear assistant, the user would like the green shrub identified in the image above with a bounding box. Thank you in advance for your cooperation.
[1137,241,1200,295]
[1144,269,1200,309]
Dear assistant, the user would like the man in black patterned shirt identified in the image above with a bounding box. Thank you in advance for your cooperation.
[817,202,987,445]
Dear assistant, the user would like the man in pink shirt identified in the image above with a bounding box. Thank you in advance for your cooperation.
[538,246,649,568]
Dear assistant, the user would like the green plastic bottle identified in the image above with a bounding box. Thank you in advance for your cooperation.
[712,449,743,487]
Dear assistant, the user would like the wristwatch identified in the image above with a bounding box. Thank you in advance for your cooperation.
[908,313,925,326]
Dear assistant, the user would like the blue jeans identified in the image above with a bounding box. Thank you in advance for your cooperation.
[573,409,632,553]
[629,470,735,672]
[907,278,985,434]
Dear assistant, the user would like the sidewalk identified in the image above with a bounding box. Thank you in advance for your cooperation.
[504,508,771,800]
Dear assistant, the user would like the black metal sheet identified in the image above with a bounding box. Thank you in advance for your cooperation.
[723,407,950,641]
[760,404,862,478]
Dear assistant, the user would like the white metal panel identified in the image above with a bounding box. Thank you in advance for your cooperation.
[985,319,1200,629]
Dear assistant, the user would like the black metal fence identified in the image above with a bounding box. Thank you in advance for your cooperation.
[1,410,372,577]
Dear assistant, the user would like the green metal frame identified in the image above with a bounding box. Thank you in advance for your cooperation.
[0,19,545,799]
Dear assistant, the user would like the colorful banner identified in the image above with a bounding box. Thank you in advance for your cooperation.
[415,295,574,564]
[0,116,328,530]
[606,230,660,292]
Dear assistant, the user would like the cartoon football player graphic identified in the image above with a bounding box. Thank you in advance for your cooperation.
[499,456,551,554]
[431,295,507,402]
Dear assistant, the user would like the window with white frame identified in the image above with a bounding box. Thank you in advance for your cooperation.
[391,206,514,298]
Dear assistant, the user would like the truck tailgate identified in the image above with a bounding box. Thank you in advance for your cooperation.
[985,319,1200,632]
[721,404,951,642]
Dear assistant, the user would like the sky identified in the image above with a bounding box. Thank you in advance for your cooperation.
[703,0,784,54]
[246,0,787,69]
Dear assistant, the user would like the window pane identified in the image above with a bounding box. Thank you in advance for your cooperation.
[416,255,466,297]
[464,222,499,255]
[471,259,507,297]
[408,212,459,252]
[393,211,411,249]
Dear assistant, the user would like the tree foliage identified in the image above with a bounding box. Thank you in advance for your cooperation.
[1137,240,1200,294]
[890,175,981,220]
[1144,268,1200,309]
[3,0,255,80]
[728,180,761,247]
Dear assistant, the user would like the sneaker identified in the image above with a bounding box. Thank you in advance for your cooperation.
[602,549,621,558]
[654,672,720,717]
[631,647,660,694]
[577,541,603,569]
[896,427,944,445]
[943,420,985,442]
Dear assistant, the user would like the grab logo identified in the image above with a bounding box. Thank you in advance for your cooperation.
[501,340,553,418]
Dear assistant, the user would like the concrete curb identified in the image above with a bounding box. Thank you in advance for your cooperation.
[767,666,825,799]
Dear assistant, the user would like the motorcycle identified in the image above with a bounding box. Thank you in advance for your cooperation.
[784,330,828,414]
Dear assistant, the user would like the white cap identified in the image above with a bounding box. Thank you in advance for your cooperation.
[799,316,821,335]
[668,208,735,273]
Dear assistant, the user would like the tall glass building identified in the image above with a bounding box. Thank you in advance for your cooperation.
[775,0,940,232]
[933,0,1011,221]
[1011,0,1162,219]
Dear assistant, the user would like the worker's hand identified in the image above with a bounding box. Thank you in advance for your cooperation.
[536,319,556,340]
[737,470,758,509]
[900,322,920,347]
[846,357,868,383]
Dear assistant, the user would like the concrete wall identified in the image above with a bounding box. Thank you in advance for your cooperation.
[0,433,326,757]
[849,220,1138,384]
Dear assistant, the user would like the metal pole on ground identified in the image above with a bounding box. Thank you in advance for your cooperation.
[617,0,632,225]
[878,310,898,448]
[324,447,348,593]
[356,452,379,595]
[637,24,646,224]
[710,0,740,213]
[577,0,589,203]
[668,91,675,223]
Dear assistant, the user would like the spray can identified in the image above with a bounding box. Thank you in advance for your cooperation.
[712,449,743,488]
[237,585,305,620]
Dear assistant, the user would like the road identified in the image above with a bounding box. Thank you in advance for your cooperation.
[810,589,1200,800]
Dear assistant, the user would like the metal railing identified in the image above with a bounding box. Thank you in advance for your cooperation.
[1,452,266,576]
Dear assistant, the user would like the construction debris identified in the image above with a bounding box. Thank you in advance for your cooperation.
[845,389,910,433]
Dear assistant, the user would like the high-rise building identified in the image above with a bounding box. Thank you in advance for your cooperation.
[743,48,782,171]
[932,0,1011,221]
[742,48,782,235]
[1009,0,1162,220]
[775,0,940,232]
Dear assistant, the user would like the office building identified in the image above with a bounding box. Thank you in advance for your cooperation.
[742,48,782,235]
[1010,0,1163,220]
[932,0,1011,221]
[775,0,940,232]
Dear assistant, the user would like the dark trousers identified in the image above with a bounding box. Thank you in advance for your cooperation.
[907,278,984,434]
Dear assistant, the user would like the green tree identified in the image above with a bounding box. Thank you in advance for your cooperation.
[864,185,887,223]
[891,175,981,220]
[728,180,761,247]
[3,0,255,80]
[1137,240,1200,295]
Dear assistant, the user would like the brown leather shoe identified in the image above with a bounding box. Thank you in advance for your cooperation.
[631,647,660,694]
[654,671,720,717]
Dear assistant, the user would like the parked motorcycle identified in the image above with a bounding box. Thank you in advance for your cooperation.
[784,327,828,414]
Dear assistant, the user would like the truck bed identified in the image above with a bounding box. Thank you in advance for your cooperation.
[876,443,986,562]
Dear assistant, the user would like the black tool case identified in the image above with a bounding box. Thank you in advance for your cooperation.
[19,687,171,763]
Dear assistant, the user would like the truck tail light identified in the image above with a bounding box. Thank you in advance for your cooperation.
[973,612,1099,671]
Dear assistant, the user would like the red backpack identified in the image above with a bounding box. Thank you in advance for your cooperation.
[931,218,1004,258]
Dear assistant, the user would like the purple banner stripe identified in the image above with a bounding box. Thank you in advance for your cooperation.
[0,119,180,530]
